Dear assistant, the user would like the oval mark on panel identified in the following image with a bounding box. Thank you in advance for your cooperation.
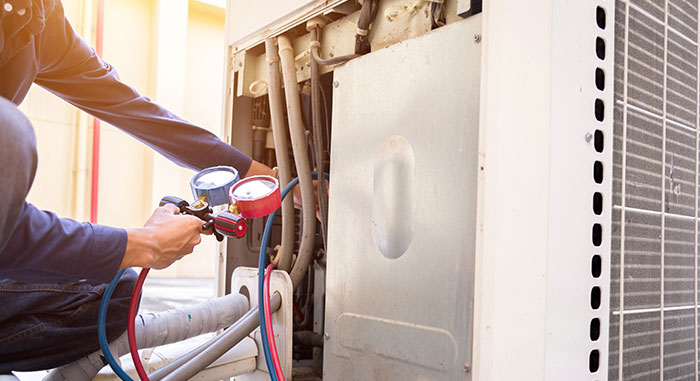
[372,135,414,259]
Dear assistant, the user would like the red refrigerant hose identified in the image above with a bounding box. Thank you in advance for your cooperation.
[264,263,285,380]
[128,268,151,381]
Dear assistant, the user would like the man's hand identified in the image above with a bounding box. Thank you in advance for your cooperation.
[120,204,204,269]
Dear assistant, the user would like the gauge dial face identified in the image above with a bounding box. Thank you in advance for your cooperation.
[194,170,237,189]
[232,179,276,200]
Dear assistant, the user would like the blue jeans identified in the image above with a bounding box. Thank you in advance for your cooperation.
[0,269,137,372]
[0,97,135,372]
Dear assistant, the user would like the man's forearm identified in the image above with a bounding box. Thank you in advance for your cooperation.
[121,228,157,269]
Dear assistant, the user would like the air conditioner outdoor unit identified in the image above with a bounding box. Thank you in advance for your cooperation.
[222,0,698,379]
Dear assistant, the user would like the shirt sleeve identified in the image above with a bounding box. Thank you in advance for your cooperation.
[32,1,252,174]
[0,202,125,284]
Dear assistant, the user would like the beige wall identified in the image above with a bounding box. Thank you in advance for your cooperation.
[20,0,227,278]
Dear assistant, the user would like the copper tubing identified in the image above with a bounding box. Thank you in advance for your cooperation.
[309,28,329,249]
[264,38,296,272]
[278,35,317,288]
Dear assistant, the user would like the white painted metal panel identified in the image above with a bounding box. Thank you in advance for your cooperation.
[325,17,481,380]
[473,0,612,379]
[545,0,614,379]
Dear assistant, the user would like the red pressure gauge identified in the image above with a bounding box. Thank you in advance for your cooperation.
[229,175,281,219]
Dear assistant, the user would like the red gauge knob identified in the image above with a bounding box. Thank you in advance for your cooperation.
[213,211,247,239]
[229,175,281,219]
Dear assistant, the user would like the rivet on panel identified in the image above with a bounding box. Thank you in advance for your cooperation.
[473,34,481,43]
[585,132,593,142]
[332,81,340,88]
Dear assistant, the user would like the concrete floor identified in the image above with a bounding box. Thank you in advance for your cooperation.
[139,277,215,313]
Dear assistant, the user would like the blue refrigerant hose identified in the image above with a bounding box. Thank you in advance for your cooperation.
[98,269,134,381]
[258,172,328,380]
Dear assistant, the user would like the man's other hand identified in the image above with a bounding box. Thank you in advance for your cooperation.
[121,204,204,269]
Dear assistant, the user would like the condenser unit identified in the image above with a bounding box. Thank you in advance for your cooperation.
[219,0,699,380]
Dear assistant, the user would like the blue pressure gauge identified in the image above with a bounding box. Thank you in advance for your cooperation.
[190,166,240,207]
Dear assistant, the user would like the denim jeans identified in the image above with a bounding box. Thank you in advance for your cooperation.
[0,97,135,372]
[0,269,137,372]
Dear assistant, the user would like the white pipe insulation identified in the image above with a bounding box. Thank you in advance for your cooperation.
[44,293,249,381]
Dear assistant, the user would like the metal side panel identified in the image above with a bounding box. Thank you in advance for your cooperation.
[324,17,481,380]
[545,0,614,379]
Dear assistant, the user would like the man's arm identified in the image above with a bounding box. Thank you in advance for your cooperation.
[33,1,254,175]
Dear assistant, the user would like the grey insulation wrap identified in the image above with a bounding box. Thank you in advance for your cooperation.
[264,37,295,273]
[278,35,317,288]
[44,293,249,381]
[160,293,282,381]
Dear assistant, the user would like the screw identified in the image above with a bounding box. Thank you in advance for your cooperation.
[332,81,340,88]
[324,333,330,340]
[473,34,481,43]
[464,363,471,373]
[585,132,593,142]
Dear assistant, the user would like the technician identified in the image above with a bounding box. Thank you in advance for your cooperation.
[0,0,273,373]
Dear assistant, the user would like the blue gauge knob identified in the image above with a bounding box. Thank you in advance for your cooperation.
[190,166,240,207]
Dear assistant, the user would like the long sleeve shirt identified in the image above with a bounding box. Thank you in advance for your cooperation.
[0,0,252,284]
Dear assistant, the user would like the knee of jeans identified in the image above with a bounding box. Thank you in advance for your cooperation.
[0,97,36,168]
[113,268,138,298]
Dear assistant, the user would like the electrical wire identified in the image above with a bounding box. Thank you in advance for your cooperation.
[264,263,285,380]
[98,269,134,381]
[128,268,150,381]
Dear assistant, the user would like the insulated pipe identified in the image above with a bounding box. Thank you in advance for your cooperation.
[148,308,257,381]
[160,294,282,381]
[45,293,249,381]
[310,47,360,66]
[265,38,295,272]
[308,27,329,250]
[278,35,317,288]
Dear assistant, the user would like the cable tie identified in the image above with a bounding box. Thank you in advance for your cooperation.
[356,27,368,36]
[309,41,321,48]
[266,56,280,63]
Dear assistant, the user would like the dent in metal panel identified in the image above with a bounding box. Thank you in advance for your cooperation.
[324,16,481,380]
[372,136,415,259]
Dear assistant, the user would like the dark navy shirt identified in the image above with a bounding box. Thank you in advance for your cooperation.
[0,0,252,284]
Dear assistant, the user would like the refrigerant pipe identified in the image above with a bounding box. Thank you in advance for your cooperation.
[158,296,281,381]
[308,25,329,250]
[278,35,317,288]
[264,38,295,272]
[46,292,249,380]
